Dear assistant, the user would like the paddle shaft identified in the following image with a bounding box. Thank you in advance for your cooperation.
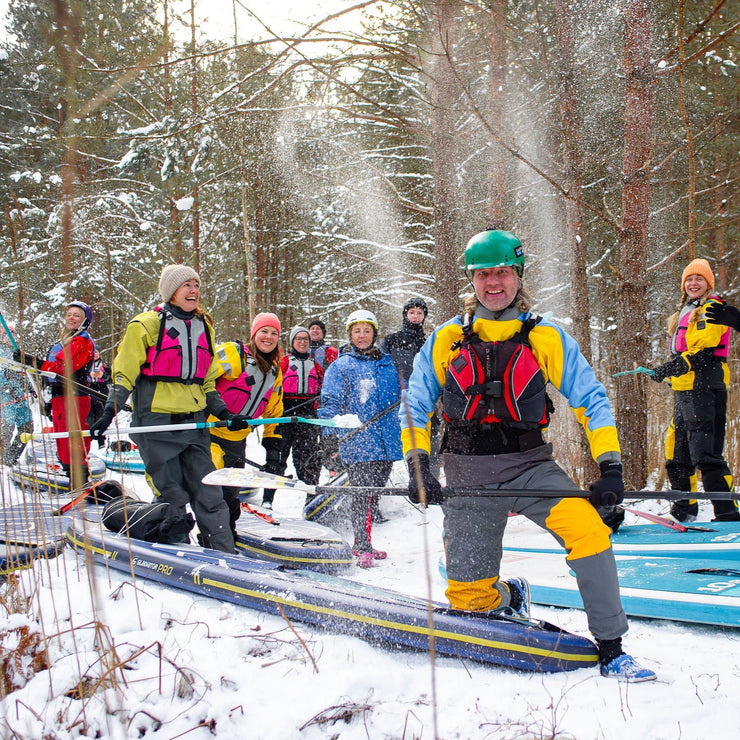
[311,486,740,501]
[21,414,354,442]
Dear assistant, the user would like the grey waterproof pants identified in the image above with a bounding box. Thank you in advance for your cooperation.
[132,410,234,553]
[442,446,628,640]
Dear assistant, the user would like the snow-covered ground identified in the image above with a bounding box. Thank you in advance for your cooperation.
[1,435,739,739]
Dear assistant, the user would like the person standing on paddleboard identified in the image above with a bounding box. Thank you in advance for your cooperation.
[15,302,96,487]
[89,265,252,553]
[208,312,285,514]
[650,258,739,523]
[400,228,656,682]
[318,310,402,569]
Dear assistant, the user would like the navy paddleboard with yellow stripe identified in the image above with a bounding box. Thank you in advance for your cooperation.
[65,517,597,673]
[234,513,353,573]
[10,438,106,496]
[0,504,67,575]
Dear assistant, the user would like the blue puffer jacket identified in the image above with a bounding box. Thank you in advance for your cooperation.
[318,347,402,465]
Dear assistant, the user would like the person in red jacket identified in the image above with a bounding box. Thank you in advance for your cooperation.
[16,301,95,486]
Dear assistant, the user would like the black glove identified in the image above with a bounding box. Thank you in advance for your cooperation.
[227,415,252,432]
[322,434,341,468]
[262,437,283,475]
[651,354,689,383]
[13,349,45,369]
[704,299,740,332]
[589,461,624,508]
[407,452,443,506]
[89,404,116,444]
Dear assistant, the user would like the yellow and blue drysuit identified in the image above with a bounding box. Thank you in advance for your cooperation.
[401,303,628,641]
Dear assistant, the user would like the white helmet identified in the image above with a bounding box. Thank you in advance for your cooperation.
[346,309,379,332]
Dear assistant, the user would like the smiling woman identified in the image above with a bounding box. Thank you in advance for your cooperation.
[87,263,245,554]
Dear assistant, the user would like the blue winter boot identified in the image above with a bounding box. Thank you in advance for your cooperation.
[600,653,657,682]
[504,577,531,619]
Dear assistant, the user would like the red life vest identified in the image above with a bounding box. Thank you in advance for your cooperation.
[442,316,550,429]
[140,307,214,385]
[45,330,95,393]
[216,348,278,418]
[282,354,323,398]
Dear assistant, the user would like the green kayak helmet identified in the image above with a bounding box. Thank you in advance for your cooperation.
[464,230,525,278]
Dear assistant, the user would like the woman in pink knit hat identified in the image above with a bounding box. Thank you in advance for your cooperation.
[650,258,739,523]
[209,312,285,515]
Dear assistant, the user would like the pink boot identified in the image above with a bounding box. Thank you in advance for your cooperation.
[355,551,374,568]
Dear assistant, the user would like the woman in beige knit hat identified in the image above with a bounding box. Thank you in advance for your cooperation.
[650,257,739,523]
[88,264,253,553]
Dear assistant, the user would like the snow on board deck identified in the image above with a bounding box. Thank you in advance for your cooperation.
[501,549,740,628]
[10,437,106,496]
[64,515,598,673]
[234,510,353,573]
[503,517,740,560]
[0,504,67,574]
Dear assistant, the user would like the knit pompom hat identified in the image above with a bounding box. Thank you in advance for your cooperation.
[682,258,715,293]
[290,326,310,346]
[158,264,200,302]
[251,312,281,339]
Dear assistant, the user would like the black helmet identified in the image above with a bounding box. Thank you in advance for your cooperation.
[402,297,428,318]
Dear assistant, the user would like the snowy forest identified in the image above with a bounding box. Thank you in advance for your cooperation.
[1,0,738,489]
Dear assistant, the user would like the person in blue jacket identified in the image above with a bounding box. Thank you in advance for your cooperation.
[318,309,402,568]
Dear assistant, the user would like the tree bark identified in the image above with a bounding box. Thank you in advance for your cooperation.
[429,0,460,320]
[616,0,653,489]
[554,0,595,484]
[486,0,507,231]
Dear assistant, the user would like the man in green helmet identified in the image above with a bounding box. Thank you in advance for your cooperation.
[400,228,656,682]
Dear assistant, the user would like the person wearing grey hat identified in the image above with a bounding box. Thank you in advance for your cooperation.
[275,326,325,488]
[88,264,251,553]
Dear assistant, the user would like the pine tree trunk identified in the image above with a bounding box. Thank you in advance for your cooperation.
[430,0,460,320]
[554,0,595,484]
[486,0,507,230]
[617,0,653,489]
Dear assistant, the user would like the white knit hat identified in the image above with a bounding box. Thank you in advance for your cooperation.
[158,264,200,302]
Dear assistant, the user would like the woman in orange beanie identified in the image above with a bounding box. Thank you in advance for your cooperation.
[651,258,739,522]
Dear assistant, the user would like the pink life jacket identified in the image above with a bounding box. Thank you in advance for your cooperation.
[216,349,278,418]
[140,306,214,385]
[282,355,322,398]
[671,298,730,359]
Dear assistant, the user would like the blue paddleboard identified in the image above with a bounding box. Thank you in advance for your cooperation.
[65,515,598,673]
[500,549,740,627]
[503,519,740,561]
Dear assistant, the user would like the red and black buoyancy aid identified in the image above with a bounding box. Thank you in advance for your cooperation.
[442,315,551,431]
[140,306,215,385]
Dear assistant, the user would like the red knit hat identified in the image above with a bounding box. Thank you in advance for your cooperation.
[681,258,715,293]
[250,312,281,339]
